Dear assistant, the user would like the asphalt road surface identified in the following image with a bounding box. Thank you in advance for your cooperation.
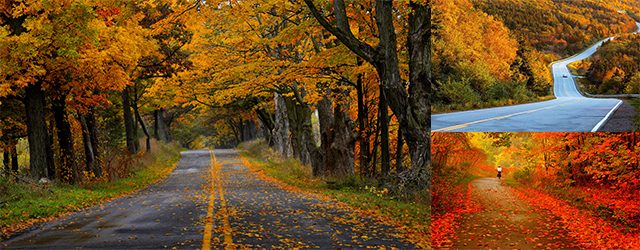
[445,178,577,249]
[1,149,414,249]
[432,22,640,132]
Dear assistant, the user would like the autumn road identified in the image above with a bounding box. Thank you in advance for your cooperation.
[1,149,414,249]
[447,177,577,249]
[432,23,640,132]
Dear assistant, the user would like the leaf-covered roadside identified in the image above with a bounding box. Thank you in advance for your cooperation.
[430,179,482,248]
[0,143,182,237]
[513,185,639,249]
[237,141,429,249]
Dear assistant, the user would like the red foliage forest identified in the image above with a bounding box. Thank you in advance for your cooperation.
[432,132,640,249]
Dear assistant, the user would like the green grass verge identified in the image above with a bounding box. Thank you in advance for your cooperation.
[504,178,521,188]
[0,144,182,230]
[457,175,480,187]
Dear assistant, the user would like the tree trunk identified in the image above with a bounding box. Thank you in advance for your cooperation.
[284,94,322,176]
[317,90,333,177]
[395,128,404,173]
[10,146,18,173]
[25,82,52,180]
[86,108,101,166]
[273,92,292,157]
[405,1,431,192]
[255,109,273,145]
[53,98,78,184]
[154,109,171,143]
[379,88,390,178]
[356,63,371,179]
[327,88,356,177]
[2,145,9,174]
[153,109,160,140]
[122,86,137,154]
[284,95,310,165]
[132,89,141,153]
[135,108,151,152]
[79,113,97,177]
[304,0,432,192]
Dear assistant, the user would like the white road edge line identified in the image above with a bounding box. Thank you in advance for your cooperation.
[591,100,622,132]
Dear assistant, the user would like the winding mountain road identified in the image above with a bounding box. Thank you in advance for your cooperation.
[432,22,640,132]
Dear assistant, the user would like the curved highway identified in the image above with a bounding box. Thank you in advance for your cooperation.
[432,22,640,132]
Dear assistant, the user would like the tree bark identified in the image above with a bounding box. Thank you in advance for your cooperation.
[154,109,171,143]
[25,82,52,180]
[86,108,101,166]
[10,146,18,173]
[317,90,333,177]
[328,89,356,177]
[272,92,292,157]
[135,108,151,152]
[79,113,97,177]
[304,0,431,191]
[356,61,371,179]
[395,128,404,173]
[406,1,431,191]
[379,88,390,178]
[53,98,78,184]
[122,86,137,154]
[284,94,322,176]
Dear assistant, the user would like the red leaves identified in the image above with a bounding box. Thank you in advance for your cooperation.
[431,181,483,248]
[514,187,640,249]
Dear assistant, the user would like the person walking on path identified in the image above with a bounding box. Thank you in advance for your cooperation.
[497,167,502,179]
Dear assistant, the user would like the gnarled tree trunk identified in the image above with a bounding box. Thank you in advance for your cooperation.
[304,0,431,192]
[273,92,292,157]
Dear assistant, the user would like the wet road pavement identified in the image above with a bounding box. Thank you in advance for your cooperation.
[2,149,415,249]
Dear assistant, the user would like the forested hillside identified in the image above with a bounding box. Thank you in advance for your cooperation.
[474,0,638,57]
[433,0,639,111]
[584,33,640,95]
[432,0,550,111]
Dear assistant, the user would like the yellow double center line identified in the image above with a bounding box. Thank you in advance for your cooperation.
[433,98,586,132]
[203,149,233,250]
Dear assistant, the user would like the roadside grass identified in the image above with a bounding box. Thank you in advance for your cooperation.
[433,95,555,114]
[504,178,521,188]
[625,97,640,131]
[458,175,480,187]
[237,140,429,248]
[0,140,182,235]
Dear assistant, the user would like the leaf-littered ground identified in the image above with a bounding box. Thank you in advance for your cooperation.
[1,149,415,249]
[442,177,578,249]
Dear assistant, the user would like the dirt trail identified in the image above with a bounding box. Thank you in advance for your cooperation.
[450,177,578,249]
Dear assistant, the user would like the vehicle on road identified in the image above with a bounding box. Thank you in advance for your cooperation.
[563,74,568,78]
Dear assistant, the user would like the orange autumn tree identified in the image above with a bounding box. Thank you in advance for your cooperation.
[517,133,640,190]
[431,132,486,213]
[160,0,368,178]
[0,0,151,183]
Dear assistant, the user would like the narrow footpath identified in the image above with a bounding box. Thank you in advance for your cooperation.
[450,177,578,249]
